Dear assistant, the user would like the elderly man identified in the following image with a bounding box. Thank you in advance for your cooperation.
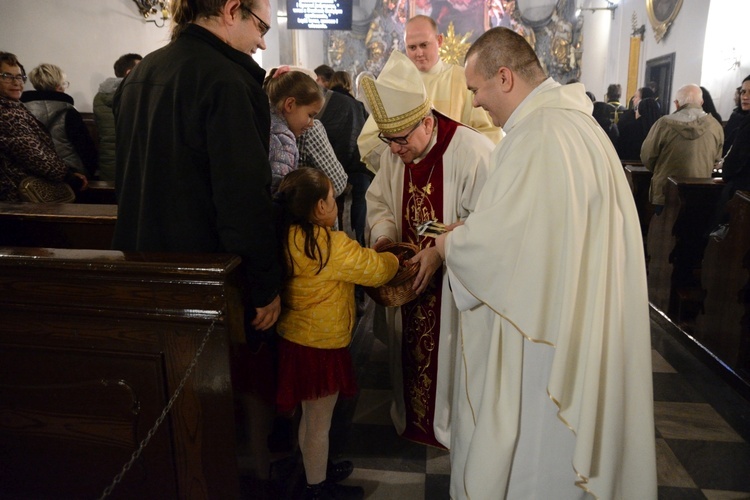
[363,50,494,449]
[413,27,657,499]
[641,83,723,211]
[358,15,501,172]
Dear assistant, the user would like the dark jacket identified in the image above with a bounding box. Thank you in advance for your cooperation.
[317,89,372,178]
[0,96,71,202]
[723,107,748,156]
[21,90,98,178]
[722,113,750,190]
[113,23,281,307]
[616,117,648,161]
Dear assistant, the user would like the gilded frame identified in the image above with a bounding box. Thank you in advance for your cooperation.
[646,0,682,43]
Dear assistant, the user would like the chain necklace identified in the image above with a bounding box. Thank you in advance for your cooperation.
[407,162,437,244]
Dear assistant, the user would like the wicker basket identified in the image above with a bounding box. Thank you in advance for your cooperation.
[364,242,421,307]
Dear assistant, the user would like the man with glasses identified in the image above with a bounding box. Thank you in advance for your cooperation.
[357,15,502,173]
[362,51,493,450]
[113,1,280,492]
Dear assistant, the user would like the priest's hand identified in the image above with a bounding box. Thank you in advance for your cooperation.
[409,246,443,295]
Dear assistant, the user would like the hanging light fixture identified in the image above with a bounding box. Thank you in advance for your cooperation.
[132,0,171,27]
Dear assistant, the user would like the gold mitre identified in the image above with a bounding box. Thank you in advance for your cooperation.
[361,51,432,134]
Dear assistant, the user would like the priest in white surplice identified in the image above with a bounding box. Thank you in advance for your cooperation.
[411,28,657,499]
[362,50,494,449]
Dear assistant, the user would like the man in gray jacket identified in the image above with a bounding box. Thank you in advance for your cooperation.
[92,53,141,180]
[641,83,723,211]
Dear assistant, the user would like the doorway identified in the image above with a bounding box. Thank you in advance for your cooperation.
[645,53,676,115]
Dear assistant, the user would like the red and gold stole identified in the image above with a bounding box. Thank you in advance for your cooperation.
[399,114,458,448]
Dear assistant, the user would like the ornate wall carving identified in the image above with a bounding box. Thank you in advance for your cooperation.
[324,0,582,83]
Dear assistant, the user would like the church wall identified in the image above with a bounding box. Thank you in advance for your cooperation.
[0,0,172,113]
[0,1,741,119]
[606,0,709,111]
[0,0,284,113]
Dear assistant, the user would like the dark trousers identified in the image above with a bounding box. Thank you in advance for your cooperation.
[348,172,372,247]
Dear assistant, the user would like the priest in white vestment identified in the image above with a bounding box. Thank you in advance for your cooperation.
[357,15,502,172]
[412,27,658,499]
[361,50,494,449]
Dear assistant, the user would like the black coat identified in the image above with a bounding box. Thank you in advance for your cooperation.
[318,89,372,177]
[723,113,750,190]
[723,108,748,156]
[113,24,280,307]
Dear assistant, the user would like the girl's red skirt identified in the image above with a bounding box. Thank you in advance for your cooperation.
[276,337,358,415]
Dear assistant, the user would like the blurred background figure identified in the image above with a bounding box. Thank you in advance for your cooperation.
[329,70,354,98]
[314,64,334,89]
[616,97,661,161]
[701,86,723,124]
[724,83,748,156]
[21,63,97,180]
[93,53,142,181]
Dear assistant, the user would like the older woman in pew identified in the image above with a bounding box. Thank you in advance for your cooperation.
[21,63,98,180]
[0,51,87,202]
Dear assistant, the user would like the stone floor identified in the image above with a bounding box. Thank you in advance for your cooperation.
[238,302,750,499]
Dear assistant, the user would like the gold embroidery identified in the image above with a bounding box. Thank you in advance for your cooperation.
[406,166,437,245]
[404,286,438,432]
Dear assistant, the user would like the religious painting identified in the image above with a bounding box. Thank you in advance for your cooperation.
[410,0,487,44]
[646,0,682,43]
[325,0,582,84]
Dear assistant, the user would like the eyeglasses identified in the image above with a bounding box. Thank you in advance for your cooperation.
[240,5,270,37]
[60,81,70,90]
[0,72,27,84]
[378,119,424,146]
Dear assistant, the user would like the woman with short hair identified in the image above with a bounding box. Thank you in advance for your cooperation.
[0,52,86,202]
[21,63,97,178]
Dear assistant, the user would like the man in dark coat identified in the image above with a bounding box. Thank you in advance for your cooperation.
[113,0,281,329]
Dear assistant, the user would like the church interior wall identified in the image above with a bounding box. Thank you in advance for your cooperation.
[0,0,745,119]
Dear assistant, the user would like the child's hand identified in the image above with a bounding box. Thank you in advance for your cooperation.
[373,236,393,251]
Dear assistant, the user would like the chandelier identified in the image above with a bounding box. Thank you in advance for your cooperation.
[132,0,171,27]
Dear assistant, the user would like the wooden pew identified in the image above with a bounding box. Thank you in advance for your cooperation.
[696,190,750,380]
[0,202,116,250]
[78,180,117,205]
[0,247,245,499]
[646,177,725,328]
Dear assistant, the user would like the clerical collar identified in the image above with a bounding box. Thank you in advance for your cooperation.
[424,59,445,76]
[504,77,558,131]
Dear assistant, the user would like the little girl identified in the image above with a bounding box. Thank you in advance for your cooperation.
[263,67,323,192]
[274,168,399,500]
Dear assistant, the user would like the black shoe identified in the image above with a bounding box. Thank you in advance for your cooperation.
[326,459,354,483]
[304,481,364,500]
